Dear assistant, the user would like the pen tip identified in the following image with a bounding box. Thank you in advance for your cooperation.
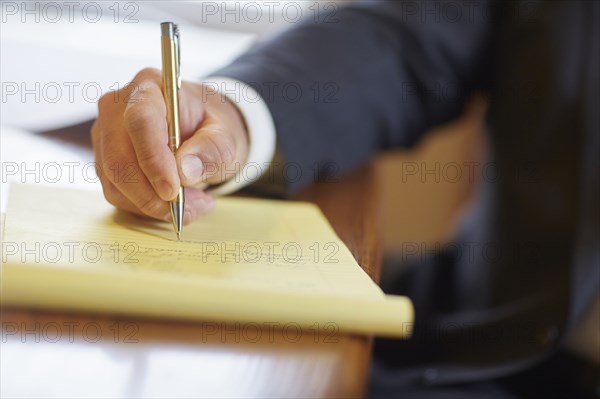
[177,231,181,241]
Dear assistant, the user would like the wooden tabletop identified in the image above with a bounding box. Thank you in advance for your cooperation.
[1,157,382,398]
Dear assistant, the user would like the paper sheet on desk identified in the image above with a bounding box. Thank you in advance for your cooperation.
[1,184,413,337]
[0,13,255,131]
[0,125,99,213]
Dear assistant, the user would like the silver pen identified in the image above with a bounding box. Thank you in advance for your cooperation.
[161,22,184,240]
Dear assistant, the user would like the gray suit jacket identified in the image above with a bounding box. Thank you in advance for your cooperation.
[214,0,599,385]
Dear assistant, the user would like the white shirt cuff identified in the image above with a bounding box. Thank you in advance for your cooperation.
[202,76,276,196]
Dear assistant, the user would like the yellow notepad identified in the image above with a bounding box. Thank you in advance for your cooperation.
[0,184,413,337]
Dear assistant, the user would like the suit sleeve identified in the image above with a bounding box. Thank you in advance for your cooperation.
[212,0,495,194]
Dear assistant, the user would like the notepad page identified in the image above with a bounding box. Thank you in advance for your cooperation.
[1,184,414,337]
[2,184,383,299]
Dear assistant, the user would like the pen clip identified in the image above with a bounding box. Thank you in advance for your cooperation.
[174,24,181,89]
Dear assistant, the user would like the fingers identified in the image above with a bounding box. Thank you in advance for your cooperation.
[177,123,237,186]
[94,67,176,221]
[92,68,245,224]
[99,177,214,224]
[123,69,179,201]
[95,121,215,223]
[182,188,216,225]
[176,95,248,187]
[122,69,210,200]
[124,97,178,202]
[97,119,172,221]
[93,119,162,219]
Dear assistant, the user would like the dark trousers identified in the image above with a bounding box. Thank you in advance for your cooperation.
[368,253,598,398]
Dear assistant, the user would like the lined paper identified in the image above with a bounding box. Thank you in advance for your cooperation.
[1,184,413,337]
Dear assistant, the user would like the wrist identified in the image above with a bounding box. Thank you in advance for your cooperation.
[200,77,277,196]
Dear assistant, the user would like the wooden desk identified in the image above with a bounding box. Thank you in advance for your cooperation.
[1,126,382,398]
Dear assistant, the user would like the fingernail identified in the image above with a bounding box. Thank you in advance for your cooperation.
[155,178,175,201]
[181,155,203,183]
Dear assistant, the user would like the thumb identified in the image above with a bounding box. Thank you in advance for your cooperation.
[176,121,240,188]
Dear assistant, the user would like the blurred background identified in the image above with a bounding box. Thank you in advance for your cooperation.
[1,1,596,395]
[1,0,486,258]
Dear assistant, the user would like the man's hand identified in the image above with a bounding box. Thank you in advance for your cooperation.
[91,68,249,224]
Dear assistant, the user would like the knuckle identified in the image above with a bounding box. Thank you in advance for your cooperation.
[97,91,116,114]
[207,133,236,165]
[102,149,125,169]
[134,67,161,82]
[123,103,152,136]
[136,149,163,171]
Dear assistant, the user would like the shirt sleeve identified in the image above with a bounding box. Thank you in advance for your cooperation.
[202,76,277,196]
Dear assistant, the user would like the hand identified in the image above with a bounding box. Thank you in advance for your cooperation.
[91,68,249,224]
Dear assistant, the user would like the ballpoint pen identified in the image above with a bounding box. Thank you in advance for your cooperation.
[161,22,184,240]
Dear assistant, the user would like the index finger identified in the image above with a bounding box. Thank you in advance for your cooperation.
[124,68,180,201]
